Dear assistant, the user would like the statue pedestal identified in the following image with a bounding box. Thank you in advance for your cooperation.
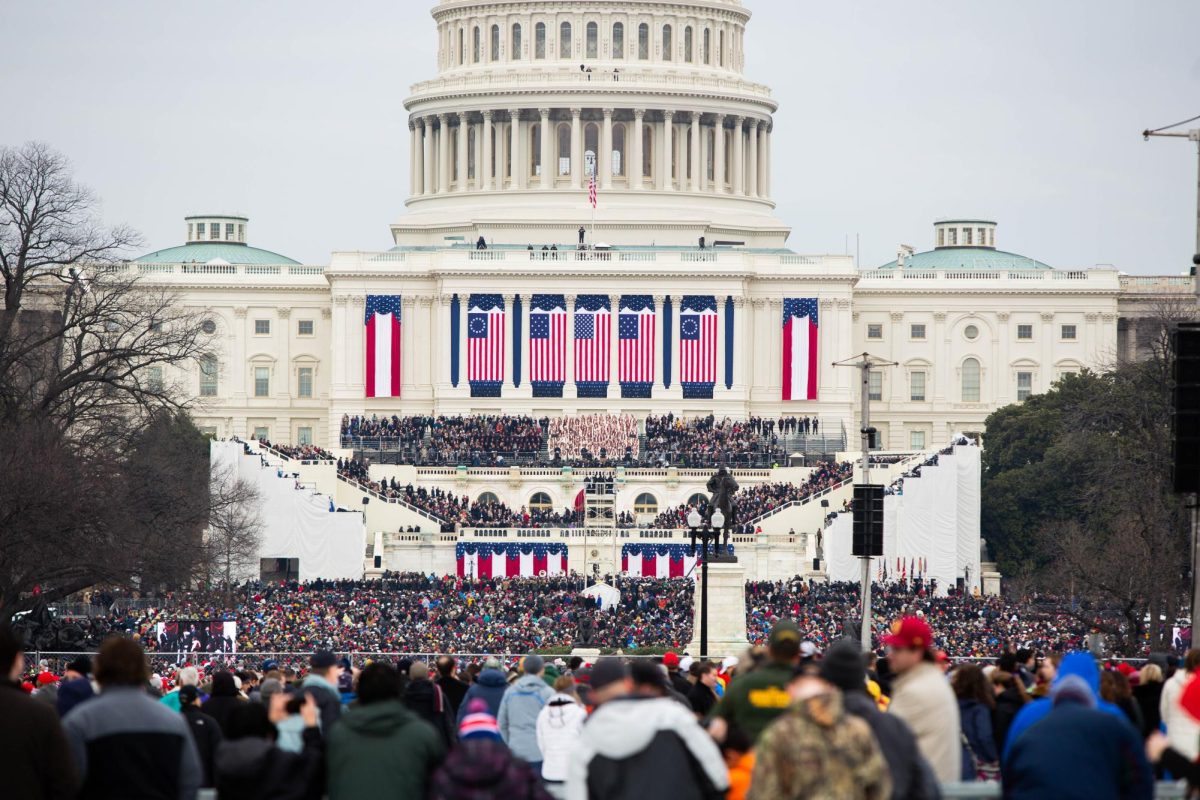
[687,559,749,659]
[570,647,602,661]
[981,561,1002,597]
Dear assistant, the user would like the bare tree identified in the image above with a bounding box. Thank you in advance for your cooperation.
[204,465,264,601]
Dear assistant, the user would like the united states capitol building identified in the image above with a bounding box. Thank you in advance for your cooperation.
[120,0,1191,589]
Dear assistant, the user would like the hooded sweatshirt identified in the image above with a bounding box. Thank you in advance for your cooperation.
[457,668,509,724]
[1002,652,1130,760]
[326,699,445,800]
[567,695,728,800]
[214,728,323,800]
[498,673,555,762]
[536,692,587,782]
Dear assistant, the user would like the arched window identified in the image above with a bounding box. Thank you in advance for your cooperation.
[473,26,481,63]
[586,21,598,58]
[584,122,599,177]
[530,123,541,178]
[634,492,658,514]
[612,22,624,58]
[687,492,708,507]
[511,23,522,59]
[662,24,672,60]
[557,123,571,176]
[559,21,572,58]
[638,23,649,59]
[611,123,626,176]
[684,26,693,62]
[535,22,546,59]
[529,491,553,510]
[477,491,499,505]
[962,358,981,403]
[718,29,725,66]
[642,124,653,178]
[491,24,500,61]
[703,28,711,64]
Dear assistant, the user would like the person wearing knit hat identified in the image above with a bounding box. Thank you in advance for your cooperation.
[497,652,554,773]
[460,697,502,740]
[820,638,940,800]
[431,697,549,799]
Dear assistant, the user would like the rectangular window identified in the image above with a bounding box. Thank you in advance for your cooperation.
[225,223,234,239]
[909,430,926,450]
[237,224,245,242]
[254,366,270,397]
[298,319,314,336]
[209,224,219,240]
[868,370,882,401]
[253,426,269,441]
[867,323,883,339]
[187,223,194,240]
[255,319,271,335]
[147,366,163,392]
[1016,371,1033,401]
[910,371,926,402]
[910,323,926,340]
[1017,324,1033,340]
[298,367,314,398]
[298,427,313,446]
[199,356,218,397]
[195,222,205,239]
[948,228,957,245]
[964,228,973,245]
[978,227,986,245]
[1061,324,1077,340]
[937,228,944,247]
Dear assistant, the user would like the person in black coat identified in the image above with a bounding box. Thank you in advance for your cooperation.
[435,656,470,716]
[404,663,456,749]
[201,670,245,737]
[1131,664,1165,738]
[687,662,719,719]
[179,685,222,788]
[214,695,324,800]
[988,670,1028,759]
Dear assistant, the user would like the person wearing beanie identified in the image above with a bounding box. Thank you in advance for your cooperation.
[327,662,445,800]
[821,638,939,800]
[498,653,554,772]
[884,616,961,784]
[404,661,456,749]
[431,697,551,800]
[457,656,509,724]
[663,652,691,697]
[301,650,343,733]
[1003,672,1152,799]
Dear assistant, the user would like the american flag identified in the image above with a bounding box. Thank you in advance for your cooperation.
[588,173,597,208]
[782,298,819,400]
[467,294,504,384]
[364,294,401,398]
[679,295,718,386]
[574,295,611,384]
[529,294,566,384]
[618,295,655,386]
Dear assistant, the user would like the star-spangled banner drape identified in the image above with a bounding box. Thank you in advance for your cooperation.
[680,295,717,399]
[468,293,505,397]
[618,295,655,398]
[364,295,401,398]
[529,294,566,397]
[455,542,568,578]
[575,295,611,398]
[782,298,819,401]
[619,543,736,578]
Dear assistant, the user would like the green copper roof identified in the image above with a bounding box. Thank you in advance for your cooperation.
[134,243,300,266]
[877,247,1052,271]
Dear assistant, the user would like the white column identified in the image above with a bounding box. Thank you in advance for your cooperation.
[473,119,483,189]
[690,112,701,192]
[415,120,428,196]
[422,118,434,195]
[600,108,613,191]
[456,112,469,192]
[570,108,583,189]
[539,107,552,189]
[731,116,744,196]
[733,297,748,393]
[713,113,725,194]
[675,116,686,192]
[764,124,771,197]
[481,110,494,190]
[631,109,644,190]
[747,119,759,198]
[509,109,523,189]
[331,298,348,391]
[438,114,451,194]
[660,110,674,190]
[409,121,419,197]
[700,121,709,192]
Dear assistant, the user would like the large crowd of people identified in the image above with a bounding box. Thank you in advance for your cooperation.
[545,413,639,462]
[651,460,854,529]
[341,414,548,465]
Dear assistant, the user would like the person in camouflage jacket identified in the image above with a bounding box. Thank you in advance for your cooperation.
[748,672,891,800]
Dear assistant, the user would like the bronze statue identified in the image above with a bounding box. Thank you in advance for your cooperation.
[575,611,597,647]
[692,466,738,557]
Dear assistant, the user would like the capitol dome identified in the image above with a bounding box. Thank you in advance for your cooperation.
[877,219,1053,271]
[135,214,300,265]
[394,0,788,248]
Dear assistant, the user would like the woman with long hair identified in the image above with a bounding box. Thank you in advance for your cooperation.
[952,664,998,781]
[989,669,1029,756]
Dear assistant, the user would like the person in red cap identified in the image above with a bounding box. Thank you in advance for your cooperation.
[662,652,691,697]
[884,615,961,784]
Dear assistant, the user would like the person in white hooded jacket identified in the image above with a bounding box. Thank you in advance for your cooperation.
[536,677,587,799]
[1161,650,1200,760]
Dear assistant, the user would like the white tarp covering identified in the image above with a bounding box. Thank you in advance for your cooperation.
[211,440,365,581]
[582,582,622,611]
[826,444,981,596]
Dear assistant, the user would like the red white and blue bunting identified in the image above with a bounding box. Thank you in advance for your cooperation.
[620,542,736,578]
[456,542,567,578]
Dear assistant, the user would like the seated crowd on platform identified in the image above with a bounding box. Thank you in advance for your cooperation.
[650,460,854,529]
[341,414,548,465]
[546,413,639,461]
[258,440,337,461]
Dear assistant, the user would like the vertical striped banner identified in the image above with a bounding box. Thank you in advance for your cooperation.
[529,293,566,397]
[618,295,655,398]
[782,298,820,401]
[680,294,717,399]
[364,295,401,398]
[467,293,504,397]
[574,294,611,398]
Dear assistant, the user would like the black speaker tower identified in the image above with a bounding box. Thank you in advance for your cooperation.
[852,483,885,557]
[1173,322,1200,494]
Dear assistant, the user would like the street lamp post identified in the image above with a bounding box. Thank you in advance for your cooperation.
[688,506,726,660]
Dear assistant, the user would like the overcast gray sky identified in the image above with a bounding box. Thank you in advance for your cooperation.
[2,0,1197,273]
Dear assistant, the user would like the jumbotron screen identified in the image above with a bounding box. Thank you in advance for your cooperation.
[153,620,237,655]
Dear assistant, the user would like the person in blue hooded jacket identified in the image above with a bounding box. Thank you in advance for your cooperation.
[1002,651,1132,760]
[458,658,510,724]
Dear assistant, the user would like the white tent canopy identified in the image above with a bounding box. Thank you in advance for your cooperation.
[582,582,621,611]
